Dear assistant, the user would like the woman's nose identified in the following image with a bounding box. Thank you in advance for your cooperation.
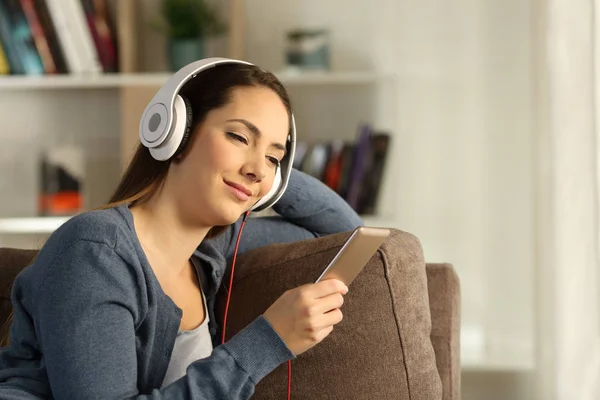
[241,158,266,182]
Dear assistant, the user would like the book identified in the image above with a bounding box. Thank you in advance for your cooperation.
[19,0,59,74]
[39,145,85,216]
[357,133,391,215]
[0,0,44,75]
[45,0,102,74]
[81,0,118,72]
[32,0,68,73]
[345,123,372,210]
[0,4,25,75]
[0,42,10,74]
[0,0,121,75]
[294,123,391,215]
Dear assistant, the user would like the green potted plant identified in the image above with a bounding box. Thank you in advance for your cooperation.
[153,0,227,71]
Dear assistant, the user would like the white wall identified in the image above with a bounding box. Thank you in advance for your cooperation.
[393,1,535,370]
[245,0,536,398]
[244,0,394,72]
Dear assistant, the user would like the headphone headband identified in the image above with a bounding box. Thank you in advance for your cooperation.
[140,58,254,148]
[139,57,296,212]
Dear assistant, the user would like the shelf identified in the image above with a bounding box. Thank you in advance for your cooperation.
[0,216,72,234]
[0,213,392,234]
[0,71,395,90]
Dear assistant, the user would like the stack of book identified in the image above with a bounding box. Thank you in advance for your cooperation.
[0,0,119,76]
[38,145,85,216]
[294,123,391,215]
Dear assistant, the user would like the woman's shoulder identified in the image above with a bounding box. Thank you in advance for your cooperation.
[28,205,144,283]
[51,206,133,247]
[15,206,148,308]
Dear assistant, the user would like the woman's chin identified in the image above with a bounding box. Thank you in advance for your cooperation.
[212,205,247,225]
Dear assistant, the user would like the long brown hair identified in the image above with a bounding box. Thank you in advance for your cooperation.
[0,63,293,348]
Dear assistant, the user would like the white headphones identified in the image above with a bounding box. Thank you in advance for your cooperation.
[139,57,296,212]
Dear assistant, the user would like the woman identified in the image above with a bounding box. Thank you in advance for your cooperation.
[0,60,362,399]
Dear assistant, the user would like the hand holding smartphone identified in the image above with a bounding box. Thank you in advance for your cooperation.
[315,226,390,286]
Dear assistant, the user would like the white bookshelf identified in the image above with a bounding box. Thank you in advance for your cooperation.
[0,214,393,235]
[0,71,396,90]
[0,217,71,234]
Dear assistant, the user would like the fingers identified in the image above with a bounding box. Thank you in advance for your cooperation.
[312,325,334,343]
[306,279,349,299]
[306,308,344,333]
[310,292,344,316]
[301,324,335,346]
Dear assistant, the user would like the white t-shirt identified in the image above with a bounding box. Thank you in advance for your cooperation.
[160,290,214,388]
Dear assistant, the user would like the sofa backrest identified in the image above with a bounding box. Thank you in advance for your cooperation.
[0,234,461,400]
[0,248,37,346]
[214,229,449,400]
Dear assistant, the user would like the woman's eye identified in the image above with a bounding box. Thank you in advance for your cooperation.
[226,132,247,144]
[267,157,280,167]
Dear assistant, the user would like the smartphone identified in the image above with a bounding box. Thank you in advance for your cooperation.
[315,226,391,286]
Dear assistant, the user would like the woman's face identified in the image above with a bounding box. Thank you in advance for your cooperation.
[169,85,290,227]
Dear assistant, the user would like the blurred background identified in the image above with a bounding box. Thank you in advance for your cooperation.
[0,0,598,399]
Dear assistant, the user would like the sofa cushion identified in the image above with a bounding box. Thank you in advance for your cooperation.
[215,228,442,400]
[0,248,38,345]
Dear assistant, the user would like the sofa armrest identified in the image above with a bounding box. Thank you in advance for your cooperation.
[427,263,461,400]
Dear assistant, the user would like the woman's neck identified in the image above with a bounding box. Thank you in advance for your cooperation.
[130,195,210,278]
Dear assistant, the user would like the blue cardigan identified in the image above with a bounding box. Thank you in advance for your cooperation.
[0,169,362,399]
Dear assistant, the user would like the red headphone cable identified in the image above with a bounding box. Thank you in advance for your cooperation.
[222,210,292,400]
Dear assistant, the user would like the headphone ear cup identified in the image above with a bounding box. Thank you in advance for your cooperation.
[172,94,193,158]
[251,166,282,211]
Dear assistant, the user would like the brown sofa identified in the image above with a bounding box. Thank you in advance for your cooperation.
[0,228,460,399]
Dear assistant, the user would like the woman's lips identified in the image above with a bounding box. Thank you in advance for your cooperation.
[224,180,252,202]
